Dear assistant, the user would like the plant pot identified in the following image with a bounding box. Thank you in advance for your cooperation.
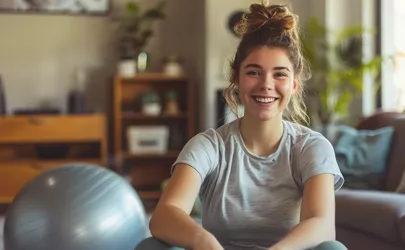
[142,103,161,116]
[118,59,136,77]
[164,100,180,115]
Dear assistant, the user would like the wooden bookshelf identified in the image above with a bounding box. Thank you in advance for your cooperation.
[112,73,195,210]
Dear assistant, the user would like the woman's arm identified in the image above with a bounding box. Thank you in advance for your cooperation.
[149,164,222,249]
[269,173,336,250]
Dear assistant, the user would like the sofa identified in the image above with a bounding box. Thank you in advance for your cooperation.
[335,112,405,250]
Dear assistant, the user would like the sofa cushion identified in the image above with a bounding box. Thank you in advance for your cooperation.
[385,115,405,191]
[333,125,394,190]
[336,189,405,245]
[337,226,405,250]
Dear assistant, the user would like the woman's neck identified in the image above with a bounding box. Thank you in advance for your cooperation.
[239,115,284,157]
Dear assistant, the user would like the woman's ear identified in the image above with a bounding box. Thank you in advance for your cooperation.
[292,78,299,94]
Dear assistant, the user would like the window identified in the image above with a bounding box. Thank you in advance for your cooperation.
[381,0,405,112]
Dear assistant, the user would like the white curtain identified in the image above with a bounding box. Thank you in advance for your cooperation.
[393,0,405,112]
[381,0,405,112]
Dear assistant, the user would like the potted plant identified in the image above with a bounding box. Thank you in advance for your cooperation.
[141,91,161,115]
[164,89,180,115]
[302,17,383,129]
[118,0,167,73]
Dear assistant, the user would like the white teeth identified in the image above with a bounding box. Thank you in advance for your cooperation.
[255,97,276,103]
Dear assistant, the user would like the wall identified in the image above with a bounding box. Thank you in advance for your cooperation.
[0,0,205,120]
[0,13,115,113]
[203,0,254,130]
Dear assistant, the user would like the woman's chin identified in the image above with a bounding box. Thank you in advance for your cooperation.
[248,110,280,121]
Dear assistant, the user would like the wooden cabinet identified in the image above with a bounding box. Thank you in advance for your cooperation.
[112,73,195,211]
[0,114,107,203]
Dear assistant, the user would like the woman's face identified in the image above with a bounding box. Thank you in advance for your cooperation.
[237,46,298,121]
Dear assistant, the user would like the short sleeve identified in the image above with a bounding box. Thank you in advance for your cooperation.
[171,129,220,182]
[296,134,345,192]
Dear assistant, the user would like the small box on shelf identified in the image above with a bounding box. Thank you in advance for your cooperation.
[126,125,169,155]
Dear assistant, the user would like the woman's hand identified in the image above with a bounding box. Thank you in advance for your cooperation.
[190,231,224,250]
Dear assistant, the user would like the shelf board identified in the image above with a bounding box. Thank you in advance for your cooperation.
[124,150,180,159]
[0,196,12,204]
[138,190,162,200]
[122,112,187,120]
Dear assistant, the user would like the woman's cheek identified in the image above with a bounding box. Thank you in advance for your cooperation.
[278,79,292,92]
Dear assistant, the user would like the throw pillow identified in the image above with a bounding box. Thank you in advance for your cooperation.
[333,125,394,190]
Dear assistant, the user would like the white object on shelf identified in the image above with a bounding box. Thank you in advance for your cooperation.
[127,126,169,154]
[118,59,136,77]
[142,103,161,116]
[164,62,183,76]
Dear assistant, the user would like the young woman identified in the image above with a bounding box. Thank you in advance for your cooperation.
[140,3,346,250]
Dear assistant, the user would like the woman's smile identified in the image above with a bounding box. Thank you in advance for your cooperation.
[251,95,279,107]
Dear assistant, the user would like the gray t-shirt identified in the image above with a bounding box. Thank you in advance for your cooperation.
[172,119,344,249]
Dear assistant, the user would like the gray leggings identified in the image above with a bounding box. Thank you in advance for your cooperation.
[135,237,348,250]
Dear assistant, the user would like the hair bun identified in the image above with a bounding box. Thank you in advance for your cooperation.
[235,3,295,37]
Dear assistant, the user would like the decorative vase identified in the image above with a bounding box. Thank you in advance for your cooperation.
[68,69,87,114]
[164,90,180,115]
[163,56,183,76]
[0,74,6,115]
[136,51,149,73]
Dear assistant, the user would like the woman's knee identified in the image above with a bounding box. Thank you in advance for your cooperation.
[312,241,348,250]
[135,237,184,250]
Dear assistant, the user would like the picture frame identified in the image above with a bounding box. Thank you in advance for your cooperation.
[0,0,111,16]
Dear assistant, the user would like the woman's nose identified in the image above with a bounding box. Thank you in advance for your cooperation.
[261,74,275,90]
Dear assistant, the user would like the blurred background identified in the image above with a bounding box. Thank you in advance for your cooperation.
[0,0,403,131]
[0,0,404,219]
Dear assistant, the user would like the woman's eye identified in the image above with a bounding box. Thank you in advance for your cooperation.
[247,71,260,76]
[274,72,287,78]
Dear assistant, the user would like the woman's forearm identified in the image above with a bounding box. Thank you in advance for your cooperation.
[149,204,210,249]
[269,217,335,250]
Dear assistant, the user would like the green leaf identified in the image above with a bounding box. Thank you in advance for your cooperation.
[126,2,140,15]
[334,26,372,46]
[334,90,352,115]
[142,9,166,20]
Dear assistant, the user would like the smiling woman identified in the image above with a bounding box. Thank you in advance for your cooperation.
[146,2,346,250]
[225,4,311,126]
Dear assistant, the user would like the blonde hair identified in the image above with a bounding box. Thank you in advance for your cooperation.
[224,2,311,126]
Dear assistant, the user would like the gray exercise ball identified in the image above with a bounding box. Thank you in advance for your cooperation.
[3,163,148,250]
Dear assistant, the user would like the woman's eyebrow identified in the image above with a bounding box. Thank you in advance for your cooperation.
[244,64,262,69]
[273,66,290,71]
[244,64,290,72]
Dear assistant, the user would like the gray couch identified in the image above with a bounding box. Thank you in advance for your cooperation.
[335,113,405,250]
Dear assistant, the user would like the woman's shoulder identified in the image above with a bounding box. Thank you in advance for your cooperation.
[194,119,240,144]
[283,120,332,150]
